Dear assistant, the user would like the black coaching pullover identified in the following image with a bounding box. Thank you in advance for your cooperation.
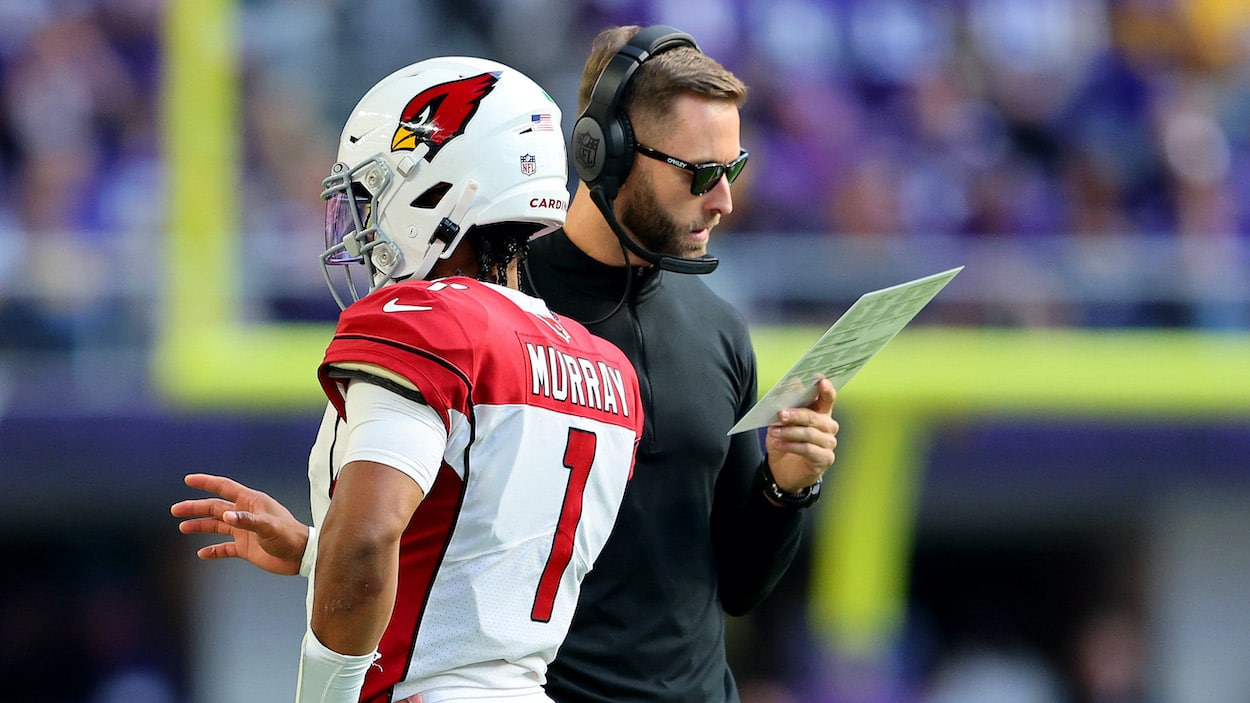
[525,229,806,703]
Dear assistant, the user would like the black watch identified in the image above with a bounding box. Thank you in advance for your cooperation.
[755,461,822,509]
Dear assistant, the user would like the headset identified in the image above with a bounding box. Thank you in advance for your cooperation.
[571,25,720,275]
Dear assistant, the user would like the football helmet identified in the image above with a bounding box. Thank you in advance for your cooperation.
[320,57,568,308]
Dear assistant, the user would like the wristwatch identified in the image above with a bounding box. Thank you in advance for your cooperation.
[756,460,823,509]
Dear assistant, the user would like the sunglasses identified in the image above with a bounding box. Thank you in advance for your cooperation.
[634,144,749,196]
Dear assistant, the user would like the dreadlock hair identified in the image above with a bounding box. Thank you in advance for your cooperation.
[466,222,539,291]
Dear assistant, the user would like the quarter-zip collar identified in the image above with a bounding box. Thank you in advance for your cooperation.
[529,228,664,303]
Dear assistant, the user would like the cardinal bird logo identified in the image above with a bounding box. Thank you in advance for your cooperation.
[391,72,500,162]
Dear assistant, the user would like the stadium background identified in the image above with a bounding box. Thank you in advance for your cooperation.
[1,0,1249,701]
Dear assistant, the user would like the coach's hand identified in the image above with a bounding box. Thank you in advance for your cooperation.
[171,473,308,576]
[764,377,838,494]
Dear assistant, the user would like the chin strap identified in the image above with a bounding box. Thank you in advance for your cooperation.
[408,179,481,281]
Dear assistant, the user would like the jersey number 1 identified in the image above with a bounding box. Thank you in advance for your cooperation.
[531,428,597,622]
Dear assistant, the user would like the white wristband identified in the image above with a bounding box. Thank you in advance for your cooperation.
[299,525,318,578]
[295,629,377,703]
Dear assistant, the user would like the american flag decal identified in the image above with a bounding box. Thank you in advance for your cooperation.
[531,114,554,131]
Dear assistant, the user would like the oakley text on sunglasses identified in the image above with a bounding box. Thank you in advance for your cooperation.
[634,144,749,196]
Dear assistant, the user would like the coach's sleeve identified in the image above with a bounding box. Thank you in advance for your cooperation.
[712,434,806,616]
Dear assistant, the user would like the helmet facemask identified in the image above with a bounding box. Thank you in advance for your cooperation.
[320,157,397,309]
[320,156,479,309]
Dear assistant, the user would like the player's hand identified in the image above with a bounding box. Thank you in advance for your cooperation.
[764,377,838,494]
[171,473,308,576]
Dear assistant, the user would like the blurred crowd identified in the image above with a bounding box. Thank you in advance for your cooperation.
[2,0,1249,352]
[0,0,162,350]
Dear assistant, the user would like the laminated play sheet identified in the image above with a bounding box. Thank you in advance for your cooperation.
[729,266,964,434]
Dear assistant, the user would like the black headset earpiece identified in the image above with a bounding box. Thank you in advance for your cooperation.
[572,26,719,275]
[572,26,699,201]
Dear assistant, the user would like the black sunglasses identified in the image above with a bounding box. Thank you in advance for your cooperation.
[634,144,749,196]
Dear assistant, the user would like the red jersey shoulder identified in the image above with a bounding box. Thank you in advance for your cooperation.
[327,277,549,383]
[319,278,496,419]
[335,277,493,349]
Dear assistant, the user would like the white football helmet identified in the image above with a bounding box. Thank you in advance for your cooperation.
[320,56,568,308]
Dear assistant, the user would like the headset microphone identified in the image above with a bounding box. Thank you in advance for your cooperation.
[589,187,719,274]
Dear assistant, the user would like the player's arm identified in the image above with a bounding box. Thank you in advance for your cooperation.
[311,458,424,652]
[297,459,424,703]
[298,376,445,703]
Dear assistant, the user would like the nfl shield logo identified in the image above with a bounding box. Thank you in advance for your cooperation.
[576,132,599,169]
[520,154,537,176]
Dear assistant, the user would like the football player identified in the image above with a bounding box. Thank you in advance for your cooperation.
[173,57,643,703]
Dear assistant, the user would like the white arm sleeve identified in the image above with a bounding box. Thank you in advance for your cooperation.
[299,525,318,579]
[340,379,447,495]
[295,629,377,703]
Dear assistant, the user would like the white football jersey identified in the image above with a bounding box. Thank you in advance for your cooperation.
[306,278,642,702]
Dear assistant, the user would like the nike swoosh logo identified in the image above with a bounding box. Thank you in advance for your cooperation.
[383,297,432,313]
